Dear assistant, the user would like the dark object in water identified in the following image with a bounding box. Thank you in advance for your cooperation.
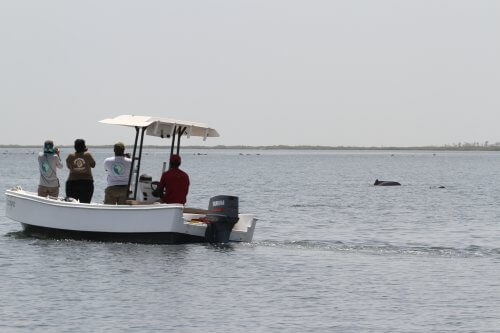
[438,186,446,189]
[374,179,401,186]
[204,195,239,243]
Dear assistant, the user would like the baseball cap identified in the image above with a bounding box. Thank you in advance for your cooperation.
[114,142,125,151]
[170,154,181,163]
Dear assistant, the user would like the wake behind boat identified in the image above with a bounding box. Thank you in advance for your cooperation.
[5,115,257,244]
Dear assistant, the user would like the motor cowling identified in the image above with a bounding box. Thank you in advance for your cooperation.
[204,195,239,243]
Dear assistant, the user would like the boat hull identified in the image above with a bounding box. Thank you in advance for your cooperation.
[6,189,256,244]
[21,223,205,244]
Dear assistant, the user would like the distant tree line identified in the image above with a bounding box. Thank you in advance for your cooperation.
[444,141,500,148]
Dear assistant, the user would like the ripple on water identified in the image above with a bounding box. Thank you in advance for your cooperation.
[250,239,500,258]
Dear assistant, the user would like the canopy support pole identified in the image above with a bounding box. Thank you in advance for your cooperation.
[133,127,147,200]
[126,127,140,200]
[169,126,177,159]
[176,126,186,155]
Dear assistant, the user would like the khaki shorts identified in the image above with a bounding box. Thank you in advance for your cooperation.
[104,186,129,205]
[38,185,59,198]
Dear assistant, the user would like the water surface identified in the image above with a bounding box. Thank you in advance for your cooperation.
[1,149,499,332]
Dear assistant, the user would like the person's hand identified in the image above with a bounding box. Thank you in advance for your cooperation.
[124,153,131,158]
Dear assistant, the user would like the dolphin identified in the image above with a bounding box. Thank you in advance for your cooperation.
[374,179,401,186]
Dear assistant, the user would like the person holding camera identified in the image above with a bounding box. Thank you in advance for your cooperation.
[103,142,132,205]
[37,140,63,197]
[65,139,96,203]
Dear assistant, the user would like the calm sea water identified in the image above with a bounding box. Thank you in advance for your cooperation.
[1,148,500,332]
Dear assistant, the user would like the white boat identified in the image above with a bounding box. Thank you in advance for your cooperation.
[4,115,257,244]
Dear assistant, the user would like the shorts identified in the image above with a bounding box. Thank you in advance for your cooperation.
[38,185,59,198]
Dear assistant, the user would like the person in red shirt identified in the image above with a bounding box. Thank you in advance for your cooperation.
[159,154,190,204]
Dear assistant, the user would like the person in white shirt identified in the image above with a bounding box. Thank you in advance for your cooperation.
[104,142,132,204]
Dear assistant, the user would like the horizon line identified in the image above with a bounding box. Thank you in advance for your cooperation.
[1,144,499,151]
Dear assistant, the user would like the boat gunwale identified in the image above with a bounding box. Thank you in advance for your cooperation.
[5,190,184,211]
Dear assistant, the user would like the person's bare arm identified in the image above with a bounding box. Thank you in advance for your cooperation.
[55,149,63,169]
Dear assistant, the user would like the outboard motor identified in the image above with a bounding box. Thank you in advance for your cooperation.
[204,195,239,243]
[138,174,156,203]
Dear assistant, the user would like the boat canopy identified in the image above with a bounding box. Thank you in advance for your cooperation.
[99,115,219,140]
[99,114,219,200]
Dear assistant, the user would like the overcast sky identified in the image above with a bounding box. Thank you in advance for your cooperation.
[0,0,499,146]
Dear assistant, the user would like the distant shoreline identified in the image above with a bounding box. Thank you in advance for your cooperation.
[1,144,499,151]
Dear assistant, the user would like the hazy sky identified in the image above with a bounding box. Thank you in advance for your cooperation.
[0,0,499,146]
